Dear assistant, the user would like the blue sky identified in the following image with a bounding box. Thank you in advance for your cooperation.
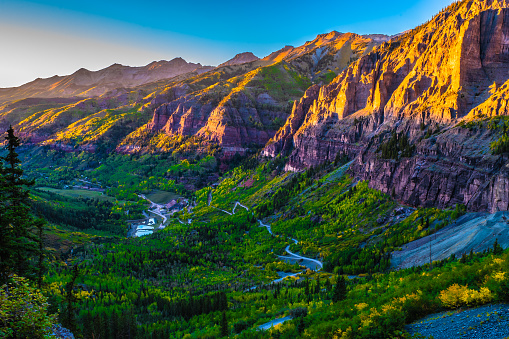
[0,0,454,87]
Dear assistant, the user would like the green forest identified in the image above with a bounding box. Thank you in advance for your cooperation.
[1,128,508,339]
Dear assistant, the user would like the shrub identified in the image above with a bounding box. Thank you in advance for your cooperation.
[439,284,493,308]
[0,275,56,338]
[498,278,509,301]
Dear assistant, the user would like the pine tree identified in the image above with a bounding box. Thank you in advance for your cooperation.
[493,238,504,255]
[315,276,321,294]
[297,316,306,333]
[220,311,228,337]
[0,149,11,283]
[332,274,347,303]
[0,126,44,283]
[61,264,80,333]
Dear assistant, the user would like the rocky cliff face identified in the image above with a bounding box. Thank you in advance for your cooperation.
[265,0,509,212]
[143,73,289,150]
[119,31,389,154]
[300,1,509,125]
[350,123,509,213]
[263,85,321,157]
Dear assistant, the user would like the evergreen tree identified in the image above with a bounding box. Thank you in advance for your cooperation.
[0,126,44,284]
[0,148,11,283]
[61,264,80,333]
[297,317,306,334]
[332,274,347,303]
[493,238,504,255]
[314,276,321,294]
[220,311,228,337]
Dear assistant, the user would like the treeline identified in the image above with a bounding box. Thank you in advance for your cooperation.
[76,291,228,339]
[44,210,282,337]
[31,190,125,234]
[80,308,138,339]
[150,291,228,321]
[324,246,391,274]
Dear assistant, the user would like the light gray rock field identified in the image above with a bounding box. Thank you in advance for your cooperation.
[392,212,509,269]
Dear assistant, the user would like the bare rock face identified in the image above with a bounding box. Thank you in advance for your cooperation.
[263,85,320,157]
[146,90,285,150]
[265,0,509,213]
[140,31,389,152]
[305,1,509,124]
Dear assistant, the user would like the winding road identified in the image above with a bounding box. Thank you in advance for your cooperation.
[210,195,323,271]
[208,190,249,215]
[283,244,323,270]
[138,194,168,227]
[202,189,325,330]
[257,220,323,270]
[210,201,249,215]
[257,219,273,235]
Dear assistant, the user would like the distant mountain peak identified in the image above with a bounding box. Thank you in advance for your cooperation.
[75,67,91,74]
[0,58,210,103]
[314,30,343,41]
[218,52,259,67]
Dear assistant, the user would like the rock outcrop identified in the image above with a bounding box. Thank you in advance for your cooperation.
[263,85,320,157]
[3,29,389,153]
[145,86,284,149]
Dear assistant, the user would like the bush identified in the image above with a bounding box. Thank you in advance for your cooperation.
[439,284,493,308]
[498,278,509,301]
[0,275,56,338]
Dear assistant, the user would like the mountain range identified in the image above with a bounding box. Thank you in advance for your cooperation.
[4,1,509,338]
[2,0,509,214]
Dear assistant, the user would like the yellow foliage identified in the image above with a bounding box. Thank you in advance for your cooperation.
[332,326,353,339]
[439,284,493,309]
[355,303,369,311]
[393,290,422,305]
[381,304,398,313]
[493,258,505,265]
[493,272,506,282]
[76,290,93,299]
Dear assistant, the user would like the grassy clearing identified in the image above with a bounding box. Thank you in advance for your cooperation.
[36,187,118,202]
[145,190,180,204]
